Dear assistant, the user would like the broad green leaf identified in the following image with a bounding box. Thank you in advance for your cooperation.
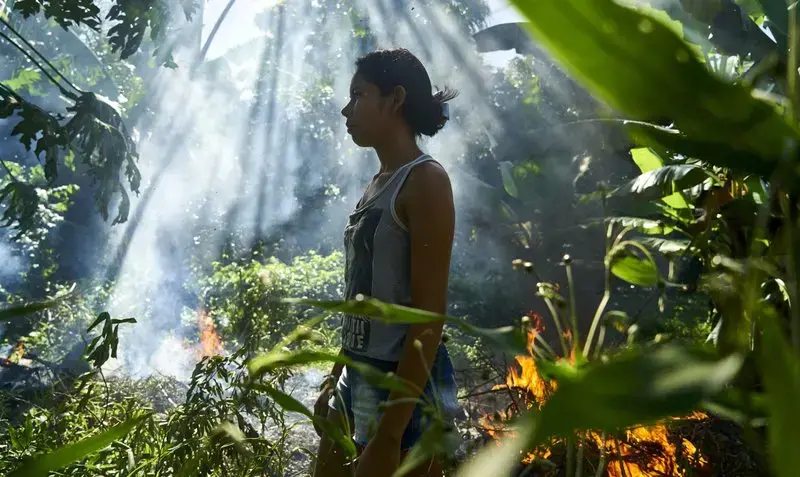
[630,147,664,173]
[614,164,713,201]
[757,0,788,43]
[0,284,77,321]
[292,297,527,355]
[610,255,660,286]
[447,322,527,356]
[247,349,415,395]
[639,237,691,255]
[534,344,742,441]
[10,413,150,477]
[702,387,768,427]
[510,0,800,180]
[662,192,690,210]
[626,121,778,179]
[460,345,741,477]
[605,216,674,235]
[248,350,345,377]
[499,161,519,198]
[758,309,800,477]
[289,296,445,324]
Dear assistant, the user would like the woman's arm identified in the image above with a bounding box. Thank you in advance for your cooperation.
[375,162,455,441]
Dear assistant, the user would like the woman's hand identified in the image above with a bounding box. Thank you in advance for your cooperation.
[355,433,401,477]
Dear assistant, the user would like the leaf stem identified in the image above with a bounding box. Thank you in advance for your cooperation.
[565,260,580,354]
[575,437,585,477]
[543,296,570,357]
[566,435,575,477]
[583,284,610,358]
[594,432,608,477]
[789,0,800,118]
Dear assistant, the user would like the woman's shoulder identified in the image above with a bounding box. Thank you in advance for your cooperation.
[407,158,450,186]
[400,159,453,207]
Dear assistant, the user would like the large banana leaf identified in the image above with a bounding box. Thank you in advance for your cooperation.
[509,0,800,183]
[613,164,714,201]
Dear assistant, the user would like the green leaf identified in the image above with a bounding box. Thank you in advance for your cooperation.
[394,419,460,477]
[757,0,788,42]
[639,237,691,255]
[460,346,740,477]
[758,309,800,477]
[535,345,742,437]
[509,0,800,181]
[499,161,519,198]
[614,164,713,202]
[290,296,444,324]
[0,285,77,321]
[605,216,674,235]
[610,255,660,286]
[87,312,109,332]
[10,413,150,477]
[251,383,357,457]
[292,297,527,356]
[250,383,313,417]
[630,147,664,173]
[626,121,780,180]
[2,68,43,96]
[447,323,528,356]
[247,349,415,395]
[111,317,138,325]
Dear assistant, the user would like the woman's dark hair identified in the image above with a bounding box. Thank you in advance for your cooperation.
[355,48,457,137]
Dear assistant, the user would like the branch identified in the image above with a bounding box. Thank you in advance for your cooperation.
[0,160,21,183]
[192,0,238,72]
[0,24,78,100]
[0,16,85,96]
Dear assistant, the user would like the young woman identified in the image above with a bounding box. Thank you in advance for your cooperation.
[312,49,459,477]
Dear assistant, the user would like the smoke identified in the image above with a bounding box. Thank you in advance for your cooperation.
[0,238,24,286]
[93,0,509,379]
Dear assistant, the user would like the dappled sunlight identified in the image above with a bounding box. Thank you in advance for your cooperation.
[102,0,504,378]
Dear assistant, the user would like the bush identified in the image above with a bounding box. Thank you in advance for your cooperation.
[191,251,344,352]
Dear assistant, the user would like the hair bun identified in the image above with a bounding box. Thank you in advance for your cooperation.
[431,88,457,133]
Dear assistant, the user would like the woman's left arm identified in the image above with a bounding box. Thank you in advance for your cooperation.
[376,162,455,442]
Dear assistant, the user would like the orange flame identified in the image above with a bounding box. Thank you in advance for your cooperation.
[481,329,709,474]
[1,340,29,368]
[196,310,224,358]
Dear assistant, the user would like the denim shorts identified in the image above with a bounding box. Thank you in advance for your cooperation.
[328,344,460,450]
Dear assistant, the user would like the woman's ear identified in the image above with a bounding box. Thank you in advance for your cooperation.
[391,85,407,113]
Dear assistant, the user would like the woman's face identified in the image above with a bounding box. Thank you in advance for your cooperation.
[341,73,396,147]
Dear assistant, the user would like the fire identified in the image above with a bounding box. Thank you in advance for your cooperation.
[1,340,30,368]
[590,412,709,476]
[196,309,224,358]
[493,329,554,407]
[481,327,709,474]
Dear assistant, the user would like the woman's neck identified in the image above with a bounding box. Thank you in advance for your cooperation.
[373,133,423,174]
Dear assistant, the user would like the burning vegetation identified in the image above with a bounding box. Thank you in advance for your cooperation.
[479,315,714,476]
[195,309,225,359]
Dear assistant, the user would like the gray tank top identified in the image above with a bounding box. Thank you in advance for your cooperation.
[341,153,438,362]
